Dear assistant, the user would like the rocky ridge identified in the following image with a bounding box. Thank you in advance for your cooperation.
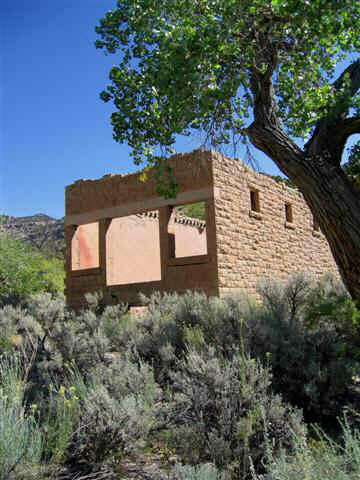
[0,213,65,253]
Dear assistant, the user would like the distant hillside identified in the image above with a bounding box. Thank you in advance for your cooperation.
[11,213,56,224]
[0,207,207,257]
[1,214,65,255]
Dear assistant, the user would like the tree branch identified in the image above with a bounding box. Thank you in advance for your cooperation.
[339,116,360,136]
[250,63,280,128]
[333,59,360,100]
[330,116,360,150]
[248,61,304,184]
[306,60,360,160]
[306,116,360,163]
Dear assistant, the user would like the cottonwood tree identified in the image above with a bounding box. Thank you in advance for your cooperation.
[95,0,360,298]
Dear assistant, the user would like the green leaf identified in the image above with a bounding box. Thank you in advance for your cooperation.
[95,0,360,185]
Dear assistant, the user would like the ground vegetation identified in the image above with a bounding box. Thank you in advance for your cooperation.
[1,265,360,479]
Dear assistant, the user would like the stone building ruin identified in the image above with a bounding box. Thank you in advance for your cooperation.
[65,150,339,308]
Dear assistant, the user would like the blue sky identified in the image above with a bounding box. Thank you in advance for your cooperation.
[1,1,358,219]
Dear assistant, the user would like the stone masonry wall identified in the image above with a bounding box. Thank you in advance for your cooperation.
[211,151,340,297]
[65,149,340,308]
[65,151,213,217]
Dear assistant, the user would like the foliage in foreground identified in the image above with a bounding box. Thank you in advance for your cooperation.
[170,420,360,480]
[133,275,358,421]
[0,356,43,480]
[167,347,304,477]
[171,462,230,480]
[0,273,359,478]
[251,419,360,480]
[0,291,301,478]
[0,294,160,477]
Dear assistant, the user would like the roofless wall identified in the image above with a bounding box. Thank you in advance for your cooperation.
[65,150,340,308]
[65,150,218,308]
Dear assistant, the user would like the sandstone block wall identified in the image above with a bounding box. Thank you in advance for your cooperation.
[65,150,340,308]
[211,152,339,296]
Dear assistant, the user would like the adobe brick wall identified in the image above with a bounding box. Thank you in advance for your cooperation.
[211,151,340,296]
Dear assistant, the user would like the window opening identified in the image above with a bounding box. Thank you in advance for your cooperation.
[285,203,293,223]
[250,189,260,213]
[168,202,207,258]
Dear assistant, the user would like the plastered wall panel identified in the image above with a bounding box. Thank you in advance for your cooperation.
[106,214,161,285]
[71,223,99,270]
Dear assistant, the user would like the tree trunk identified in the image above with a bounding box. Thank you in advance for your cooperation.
[294,158,360,300]
[248,121,360,300]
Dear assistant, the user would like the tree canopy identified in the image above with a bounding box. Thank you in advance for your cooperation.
[96,0,359,163]
[95,0,360,298]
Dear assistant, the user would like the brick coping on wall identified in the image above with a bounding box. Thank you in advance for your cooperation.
[135,210,206,229]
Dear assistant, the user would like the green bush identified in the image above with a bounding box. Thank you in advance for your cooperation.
[304,276,360,360]
[165,347,305,478]
[0,347,160,477]
[64,354,160,473]
[42,383,81,465]
[251,418,360,480]
[0,355,43,479]
[135,282,357,421]
[0,293,161,474]
[132,290,255,384]
[171,462,230,480]
[0,233,64,305]
[253,275,358,420]
[0,293,132,406]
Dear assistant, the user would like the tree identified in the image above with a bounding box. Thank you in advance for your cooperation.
[0,233,64,305]
[95,0,360,298]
